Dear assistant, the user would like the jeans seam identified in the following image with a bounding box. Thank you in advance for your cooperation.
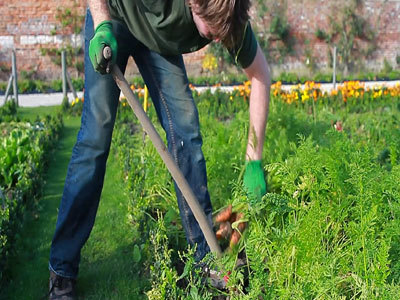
[145,65,178,163]
[49,262,77,279]
[144,62,195,241]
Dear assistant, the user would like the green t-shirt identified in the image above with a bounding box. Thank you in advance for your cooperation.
[108,0,258,68]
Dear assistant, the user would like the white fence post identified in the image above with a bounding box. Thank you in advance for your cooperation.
[62,50,67,100]
[12,50,19,106]
[4,75,13,103]
[332,46,337,90]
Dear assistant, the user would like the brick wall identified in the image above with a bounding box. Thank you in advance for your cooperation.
[0,0,399,81]
[265,0,400,71]
[0,1,86,80]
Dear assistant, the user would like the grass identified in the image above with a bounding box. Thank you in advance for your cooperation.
[3,107,147,299]
[16,106,61,121]
[78,150,148,299]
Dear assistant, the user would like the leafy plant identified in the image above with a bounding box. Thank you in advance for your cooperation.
[0,100,18,123]
[383,58,394,74]
[0,114,63,283]
[109,82,400,298]
[256,0,295,64]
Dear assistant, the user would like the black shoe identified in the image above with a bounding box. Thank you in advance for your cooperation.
[202,256,249,291]
[48,270,77,300]
[199,264,229,290]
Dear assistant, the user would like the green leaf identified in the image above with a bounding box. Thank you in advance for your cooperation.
[190,286,199,299]
[133,244,141,263]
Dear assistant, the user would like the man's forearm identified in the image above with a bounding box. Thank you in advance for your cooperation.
[246,78,270,160]
[88,0,111,28]
[244,45,271,161]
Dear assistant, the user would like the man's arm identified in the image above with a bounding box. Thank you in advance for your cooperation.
[87,0,118,74]
[87,0,111,28]
[243,43,271,161]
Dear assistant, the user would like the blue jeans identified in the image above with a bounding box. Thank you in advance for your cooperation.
[49,9,213,279]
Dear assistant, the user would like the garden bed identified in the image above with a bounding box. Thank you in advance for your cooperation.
[0,104,63,283]
[109,81,400,298]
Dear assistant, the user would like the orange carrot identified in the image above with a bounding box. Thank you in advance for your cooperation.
[216,221,232,240]
[229,230,241,248]
[237,222,247,233]
[229,212,237,224]
[215,204,232,223]
[236,213,247,233]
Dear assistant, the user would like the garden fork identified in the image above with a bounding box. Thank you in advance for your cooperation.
[103,46,222,256]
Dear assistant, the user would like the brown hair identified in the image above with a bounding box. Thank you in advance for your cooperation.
[189,0,251,49]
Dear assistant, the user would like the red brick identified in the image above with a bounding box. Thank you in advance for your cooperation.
[0,0,399,80]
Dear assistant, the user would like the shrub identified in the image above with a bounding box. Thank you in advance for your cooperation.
[0,115,63,283]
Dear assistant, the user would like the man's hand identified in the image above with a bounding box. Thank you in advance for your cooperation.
[243,160,266,204]
[89,21,118,74]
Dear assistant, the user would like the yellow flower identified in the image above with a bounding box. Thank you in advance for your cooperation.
[301,93,309,102]
[202,53,218,72]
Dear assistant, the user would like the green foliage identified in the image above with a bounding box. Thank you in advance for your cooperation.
[0,114,63,283]
[60,96,70,114]
[145,213,184,299]
[56,5,84,34]
[129,77,145,88]
[186,74,248,86]
[0,100,18,123]
[18,79,36,94]
[315,28,329,41]
[383,58,394,74]
[50,79,63,92]
[63,96,84,116]
[255,0,295,64]
[269,15,290,41]
[206,43,236,73]
[0,77,83,94]
[255,0,268,18]
[110,83,400,298]
[0,63,11,74]
[39,45,83,72]
[304,40,318,73]
[206,0,294,68]
[1,70,398,96]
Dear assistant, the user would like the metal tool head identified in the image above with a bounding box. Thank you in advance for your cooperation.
[102,46,112,74]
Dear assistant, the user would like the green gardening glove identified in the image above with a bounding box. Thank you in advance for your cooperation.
[243,160,267,204]
[89,20,118,74]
